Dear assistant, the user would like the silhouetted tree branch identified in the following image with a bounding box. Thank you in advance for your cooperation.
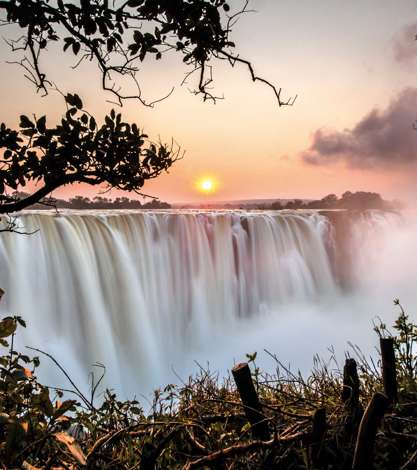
[0,94,182,214]
[0,1,295,220]
[0,0,295,106]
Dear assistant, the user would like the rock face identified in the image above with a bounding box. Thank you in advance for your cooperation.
[320,210,360,290]
[320,209,401,290]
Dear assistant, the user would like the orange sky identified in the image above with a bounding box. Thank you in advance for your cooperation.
[1,0,417,203]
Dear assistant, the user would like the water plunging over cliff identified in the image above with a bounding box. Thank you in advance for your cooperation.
[0,209,407,394]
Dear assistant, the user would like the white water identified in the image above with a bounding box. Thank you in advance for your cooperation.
[0,209,413,397]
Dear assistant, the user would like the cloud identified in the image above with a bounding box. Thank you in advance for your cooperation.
[393,21,417,63]
[302,88,417,169]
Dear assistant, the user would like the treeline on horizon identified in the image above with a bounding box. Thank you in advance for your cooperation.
[225,191,401,211]
[12,190,400,211]
[12,192,172,210]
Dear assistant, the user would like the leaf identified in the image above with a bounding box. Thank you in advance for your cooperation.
[37,387,54,416]
[36,116,46,133]
[66,94,83,110]
[63,37,74,52]
[20,115,34,129]
[89,117,96,131]
[0,317,17,338]
[240,422,251,433]
[73,94,83,110]
[22,461,41,470]
[21,128,36,137]
[72,41,81,55]
[16,316,26,327]
[54,431,87,466]
[54,400,77,418]
[133,29,143,44]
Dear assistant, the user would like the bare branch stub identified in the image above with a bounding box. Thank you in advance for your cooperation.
[0,214,38,234]
[0,0,295,107]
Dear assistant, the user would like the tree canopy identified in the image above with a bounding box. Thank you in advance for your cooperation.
[0,1,294,219]
[0,94,179,214]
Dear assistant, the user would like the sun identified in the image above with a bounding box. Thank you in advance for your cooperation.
[201,180,213,191]
[196,177,218,194]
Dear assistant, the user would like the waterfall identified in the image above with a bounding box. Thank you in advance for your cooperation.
[0,209,404,395]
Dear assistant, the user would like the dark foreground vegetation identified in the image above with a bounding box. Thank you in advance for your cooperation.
[0,297,416,469]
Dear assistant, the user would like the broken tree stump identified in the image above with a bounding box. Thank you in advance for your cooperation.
[380,337,398,403]
[341,358,363,440]
[342,358,360,408]
[232,362,270,441]
[310,408,327,468]
[352,392,390,470]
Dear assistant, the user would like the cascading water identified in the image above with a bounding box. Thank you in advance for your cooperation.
[0,209,409,396]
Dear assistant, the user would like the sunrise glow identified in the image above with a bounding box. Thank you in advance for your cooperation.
[196,177,218,194]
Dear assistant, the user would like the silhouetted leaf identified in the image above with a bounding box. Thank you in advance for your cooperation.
[36,116,46,133]
[20,115,34,129]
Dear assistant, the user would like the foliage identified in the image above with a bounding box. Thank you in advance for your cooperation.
[0,94,179,215]
[375,299,417,391]
[0,298,416,468]
[0,0,294,106]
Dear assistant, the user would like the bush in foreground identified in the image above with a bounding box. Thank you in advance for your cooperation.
[0,298,416,469]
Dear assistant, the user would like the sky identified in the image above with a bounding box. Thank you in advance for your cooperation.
[1,0,417,203]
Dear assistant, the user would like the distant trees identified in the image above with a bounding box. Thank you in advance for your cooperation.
[204,192,396,211]
[183,191,397,211]
[279,191,394,211]
[270,201,284,210]
[335,191,386,210]
[12,192,171,210]
[67,195,171,209]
